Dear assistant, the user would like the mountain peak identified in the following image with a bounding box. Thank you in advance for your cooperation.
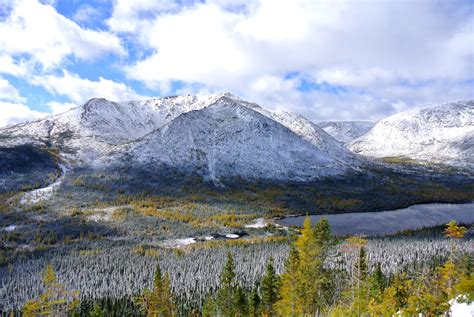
[349,99,474,167]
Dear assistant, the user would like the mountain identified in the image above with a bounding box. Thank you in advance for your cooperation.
[0,94,224,162]
[317,121,374,144]
[104,94,359,181]
[349,100,474,168]
[0,93,360,183]
[220,97,356,165]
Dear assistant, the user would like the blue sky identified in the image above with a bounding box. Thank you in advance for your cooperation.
[0,0,473,127]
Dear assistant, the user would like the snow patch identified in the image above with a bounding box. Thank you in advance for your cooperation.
[162,238,197,248]
[2,225,17,232]
[225,234,240,239]
[244,218,267,228]
[20,164,68,205]
[450,297,474,317]
[86,206,127,222]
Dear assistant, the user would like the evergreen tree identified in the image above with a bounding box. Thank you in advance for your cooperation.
[216,251,247,316]
[202,294,218,317]
[368,262,387,300]
[135,264,174,317]
[260,257,280,316]
[248,285,261,317]
[234,286,249,316]
[276,217,334,316]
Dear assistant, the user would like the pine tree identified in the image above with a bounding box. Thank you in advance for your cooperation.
[216,251,242,317]
[248,285,261,317]
[234,286,249,316]
[260,257,280,316]
[368,262,386,299]
[135,264,174,317]
[202,294,217,317]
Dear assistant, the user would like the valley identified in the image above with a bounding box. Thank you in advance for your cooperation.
[0,94,472,315]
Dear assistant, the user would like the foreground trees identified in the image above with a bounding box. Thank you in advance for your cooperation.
[135,264,174,317]
[23,265,79,316]
[19,220,473,316]
[334,220,473,316]
[276,217,333,316]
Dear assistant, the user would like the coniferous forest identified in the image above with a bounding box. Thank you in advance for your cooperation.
[3,218,472,316]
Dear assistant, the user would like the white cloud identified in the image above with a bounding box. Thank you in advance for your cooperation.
[47,101,76,114]
[0,54,28,76]
[0,101,48,127]
[107,0,179,33]
[72,4,101,24]
[0,0,125,71]
[122,0,473,120]
[0,77,25,102]
[32,71,146,104]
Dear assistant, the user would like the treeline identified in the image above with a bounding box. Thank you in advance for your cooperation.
[12,220,473,316]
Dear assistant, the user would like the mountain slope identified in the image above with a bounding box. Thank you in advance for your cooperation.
[0,94,224,162]
[348,100,474,168]
[227,98,357,165]
[318,121,374,144]
[105,95,358,181]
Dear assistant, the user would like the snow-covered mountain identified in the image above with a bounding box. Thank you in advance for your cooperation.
[104,94,359,181]
[349,100,474,168]
[318,121,374,144]
[0,94,224,162]
[0,93,360,181]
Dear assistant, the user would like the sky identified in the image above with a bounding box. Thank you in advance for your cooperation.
[0,0,473,127]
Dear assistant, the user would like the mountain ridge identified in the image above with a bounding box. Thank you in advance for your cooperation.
[102,95,358,181]
[349,100,474,168]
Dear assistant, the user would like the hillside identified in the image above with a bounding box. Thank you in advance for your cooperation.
[349,100,474,168]
[104,95,358,181]
[318,121,374,144]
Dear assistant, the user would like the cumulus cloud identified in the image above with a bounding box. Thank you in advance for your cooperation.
[107,0,179,33]
[0,0,472,124]
[32,71,146,104]
[0,0,125,71]
[72,4,102,24]
[47,101,76,114]
[124,0,473,120]
[0,54,28,77]
[0,101,48,127]
[0,77,25,102]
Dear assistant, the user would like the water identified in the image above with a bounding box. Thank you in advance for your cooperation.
[276,203,474,236]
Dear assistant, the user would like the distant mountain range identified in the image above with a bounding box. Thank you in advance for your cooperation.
[0,94,472,188]
[317,121,374,144]
[349,100,473,169]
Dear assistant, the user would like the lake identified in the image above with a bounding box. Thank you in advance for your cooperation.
[276,202,474,236]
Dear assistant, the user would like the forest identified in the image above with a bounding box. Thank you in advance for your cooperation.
[3,219,473,316]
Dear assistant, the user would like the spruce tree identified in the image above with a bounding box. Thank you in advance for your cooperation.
[368,262,386,299]
[135,263,174,317]
[216,251,239,316]
[248,285,261,317]
[260,257,280,316]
